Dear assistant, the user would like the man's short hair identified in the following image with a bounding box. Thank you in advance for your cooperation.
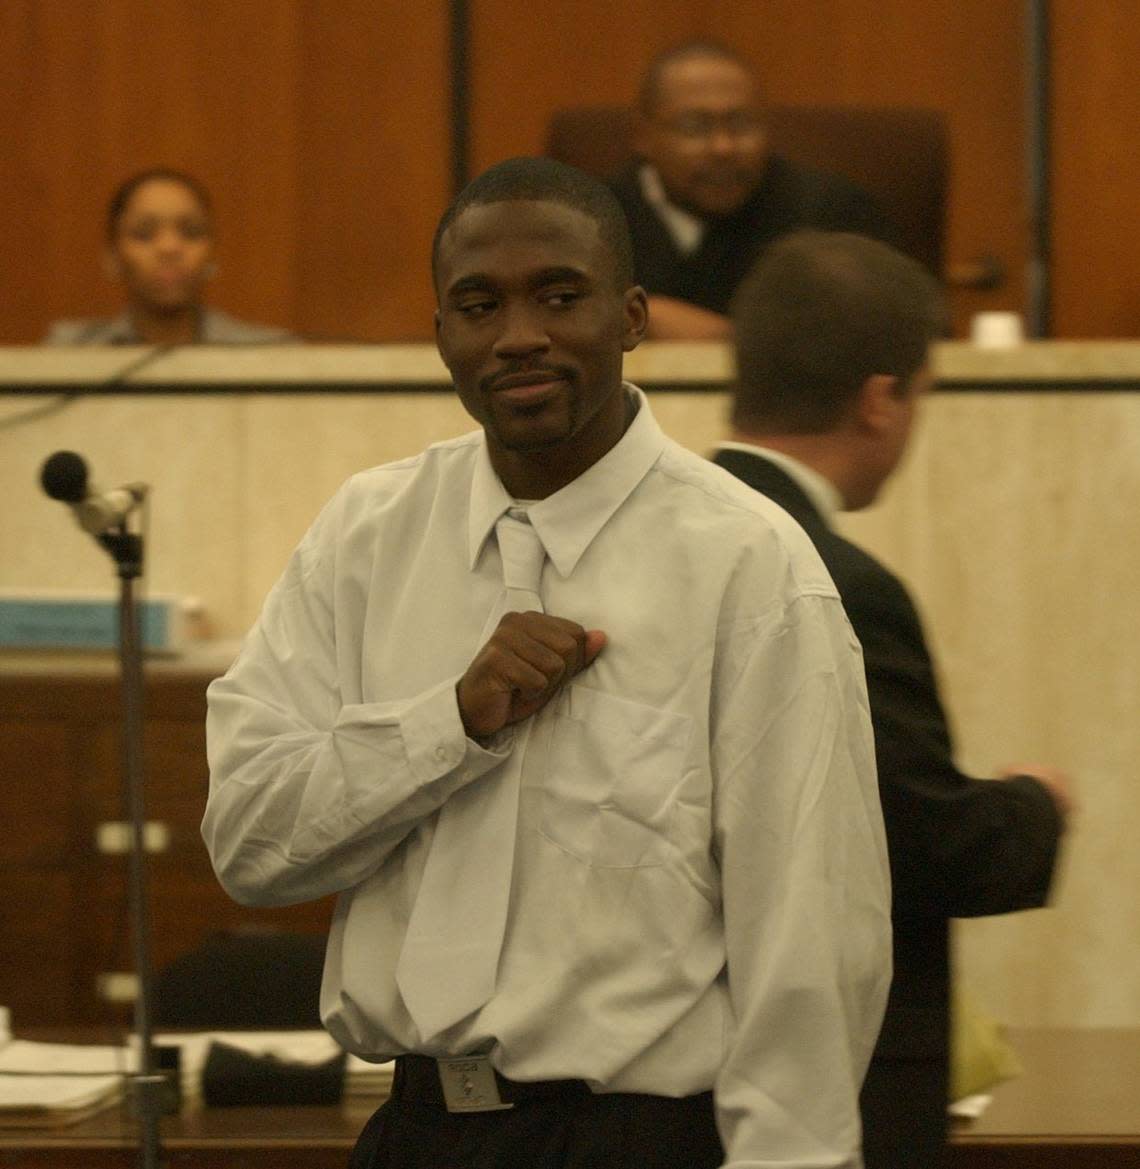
[432,157,635,293]
[637,40,759,118]
[731,231,946,434]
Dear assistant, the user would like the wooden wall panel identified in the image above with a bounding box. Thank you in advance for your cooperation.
[465,1,1033,338]
[0,0,450,345]
[0,1,304,342]
[467,0,703,172]
[467,0,1140,340]
[0,7,44,342]
[294,0,450,341]
[0,4,1137,340]
[710,3,1029,336]
[1050,1,1140,337]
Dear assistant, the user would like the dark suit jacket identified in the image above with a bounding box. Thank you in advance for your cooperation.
[712,448,1061,1166]
[609,155,896,316]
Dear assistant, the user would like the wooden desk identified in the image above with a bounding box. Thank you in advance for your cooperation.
[2,1029,1136,1167]
[0,652,331,1027]
[948,1027,1140,1167]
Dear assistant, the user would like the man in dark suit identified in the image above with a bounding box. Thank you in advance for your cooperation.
[610,41,895,341]
[716,230,1071,1168]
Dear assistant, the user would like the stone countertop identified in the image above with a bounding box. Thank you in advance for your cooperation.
[2,340,1139,391]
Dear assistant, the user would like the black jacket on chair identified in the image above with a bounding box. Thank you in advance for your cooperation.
[711,448,1062,1167]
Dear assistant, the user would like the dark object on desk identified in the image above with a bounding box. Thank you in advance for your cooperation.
[154,931,326,1029]
[202,1041,345,1108]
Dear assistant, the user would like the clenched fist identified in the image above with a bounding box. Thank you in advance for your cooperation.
[457,611,606,738]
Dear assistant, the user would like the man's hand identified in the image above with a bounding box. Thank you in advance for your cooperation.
[457,612,606,739]
[999,763,1076,823]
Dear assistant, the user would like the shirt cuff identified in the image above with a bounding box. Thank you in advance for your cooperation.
[399,675,513,786]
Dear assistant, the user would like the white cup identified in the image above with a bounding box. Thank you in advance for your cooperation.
[970,311,1025,349]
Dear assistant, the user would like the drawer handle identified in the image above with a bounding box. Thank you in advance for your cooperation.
[96,972,139,1003]
[95,821,170,854]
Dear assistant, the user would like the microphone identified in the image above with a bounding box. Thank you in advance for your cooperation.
[40,450,148,535]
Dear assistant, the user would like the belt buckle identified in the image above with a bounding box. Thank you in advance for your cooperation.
[436,1055,515,1113]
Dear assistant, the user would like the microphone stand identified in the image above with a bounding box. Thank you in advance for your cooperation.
[96,524,164,1169]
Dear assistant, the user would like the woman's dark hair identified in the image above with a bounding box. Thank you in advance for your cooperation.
[106,169,213,241]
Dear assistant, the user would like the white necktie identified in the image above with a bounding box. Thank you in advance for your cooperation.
[395,509,545,1040]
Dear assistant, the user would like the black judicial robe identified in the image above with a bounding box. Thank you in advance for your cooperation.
[610,155,895,316]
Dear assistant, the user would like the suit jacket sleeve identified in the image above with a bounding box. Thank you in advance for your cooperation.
[848,561,1061,922]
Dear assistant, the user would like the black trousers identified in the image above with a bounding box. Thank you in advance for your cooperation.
[860,1054,948,1169]
[349,1061,723,1169]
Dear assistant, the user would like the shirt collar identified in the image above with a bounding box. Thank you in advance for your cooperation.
[468,384,667,578]
[638,165,705,256]
[716,441,844,525]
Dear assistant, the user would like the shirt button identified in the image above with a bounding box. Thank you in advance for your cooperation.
[435,746,450,762]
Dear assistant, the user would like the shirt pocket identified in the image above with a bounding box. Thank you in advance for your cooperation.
[538,684,692,868]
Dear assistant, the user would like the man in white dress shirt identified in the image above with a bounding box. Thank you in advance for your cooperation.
[203,157,891,1168]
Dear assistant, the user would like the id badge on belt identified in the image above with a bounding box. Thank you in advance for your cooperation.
[436,1055,514,1113]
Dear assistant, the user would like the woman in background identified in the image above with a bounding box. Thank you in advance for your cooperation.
[45,169,292,345]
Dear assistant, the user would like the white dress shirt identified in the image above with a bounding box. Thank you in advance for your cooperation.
[204,387,890,1168]
[42,306,293,345]
[638,164,706,255]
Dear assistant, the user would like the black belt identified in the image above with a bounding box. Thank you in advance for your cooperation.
[394,1054,592,1110]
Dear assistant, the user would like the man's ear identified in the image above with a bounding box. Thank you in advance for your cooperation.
[433,308,447,361]
[622,285,649,351]
[856,374,902,433]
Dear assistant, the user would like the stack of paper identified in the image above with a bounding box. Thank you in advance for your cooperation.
[0,1040,134,1127]
[1,1032,392,1123]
